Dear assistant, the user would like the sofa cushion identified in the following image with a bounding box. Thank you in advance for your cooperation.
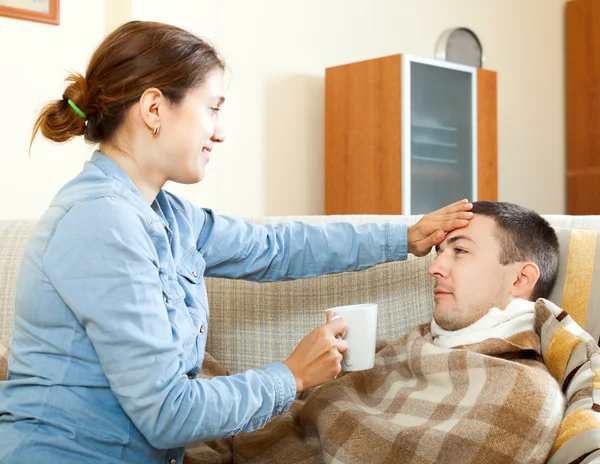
[205,214,429,374]
[535,298,600,464]
[549,228,600,343]
[0,332,10,381]
[0,220,37,338]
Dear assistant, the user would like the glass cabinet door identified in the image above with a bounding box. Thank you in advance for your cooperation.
[402,56,477,215]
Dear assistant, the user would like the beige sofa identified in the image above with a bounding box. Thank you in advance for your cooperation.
[2,213,600,377]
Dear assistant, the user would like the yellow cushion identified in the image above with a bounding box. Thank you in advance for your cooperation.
[549,229,600,342]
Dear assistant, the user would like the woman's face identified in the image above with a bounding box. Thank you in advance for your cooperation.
[157,68,226,184]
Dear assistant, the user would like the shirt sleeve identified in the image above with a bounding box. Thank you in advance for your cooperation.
[191,207,408,281]
[43,197,296,449]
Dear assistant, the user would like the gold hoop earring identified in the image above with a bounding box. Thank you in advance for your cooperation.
[152,126,160,136]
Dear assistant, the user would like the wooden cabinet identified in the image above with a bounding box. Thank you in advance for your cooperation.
[566,0,600,215]
[325,54,497,215]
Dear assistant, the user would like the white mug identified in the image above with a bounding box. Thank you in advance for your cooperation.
[327,303,378,372]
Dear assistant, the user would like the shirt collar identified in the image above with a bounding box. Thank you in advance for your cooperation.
[88,149,144,199]
[88,150,175,228]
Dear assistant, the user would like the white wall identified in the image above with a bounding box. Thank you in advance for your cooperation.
[0,0,105,219]
[0,0,566,219]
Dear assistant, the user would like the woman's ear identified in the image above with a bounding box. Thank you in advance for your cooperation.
[138,87,163,132]
[511,262,541,300]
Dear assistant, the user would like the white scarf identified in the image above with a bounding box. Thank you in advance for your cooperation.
[430,298,536,349]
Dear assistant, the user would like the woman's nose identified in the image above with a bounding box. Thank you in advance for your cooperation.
[212,123,225,144]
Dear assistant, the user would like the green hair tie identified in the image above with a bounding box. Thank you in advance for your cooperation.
[67,99,86,119]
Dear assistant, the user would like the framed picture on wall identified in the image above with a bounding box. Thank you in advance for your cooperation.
[0,0,59,25]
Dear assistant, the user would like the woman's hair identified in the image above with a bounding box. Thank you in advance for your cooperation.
[31,21,224,148]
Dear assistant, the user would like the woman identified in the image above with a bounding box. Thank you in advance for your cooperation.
[0,21,473,463]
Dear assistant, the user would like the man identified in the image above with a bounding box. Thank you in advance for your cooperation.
[431,201,558,330]
[429,201,559,348]
[186,202,569,464]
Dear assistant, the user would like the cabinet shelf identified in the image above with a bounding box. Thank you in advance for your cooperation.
[412,138,457,148]
[412,123,457,132]
[412,154,459,164]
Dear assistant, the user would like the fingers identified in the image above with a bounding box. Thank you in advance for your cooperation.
[437,199,473,214]
[334,339,349,354]
[420,229,445,249]
[331,342,346,379]
[410,230,445,257]
[441,211,474,222]
[326,316,347,338]
[326,309,335,323]
[415,202,473,235]
[453,211,475,219]
[439,217,471,232]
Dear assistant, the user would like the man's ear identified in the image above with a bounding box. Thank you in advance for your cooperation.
[511,262,540,300]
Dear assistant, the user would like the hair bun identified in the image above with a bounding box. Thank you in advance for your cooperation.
[29,73,88,147]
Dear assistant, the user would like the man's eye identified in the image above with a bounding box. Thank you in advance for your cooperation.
[211,108,220,113]
[455,248,466,254]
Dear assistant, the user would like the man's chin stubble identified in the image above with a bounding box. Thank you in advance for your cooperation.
[433,306,474,331]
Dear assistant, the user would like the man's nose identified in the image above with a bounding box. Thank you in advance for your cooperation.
[428,255,446,278]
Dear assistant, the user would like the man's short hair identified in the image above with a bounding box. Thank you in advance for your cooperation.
[470,201,559,301]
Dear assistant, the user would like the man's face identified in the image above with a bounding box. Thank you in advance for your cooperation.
[428,215,515,331]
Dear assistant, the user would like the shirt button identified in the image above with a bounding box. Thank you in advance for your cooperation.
[200,325,206,333]
[188,374,194,380]
[192,271,197,277]
[169,459,177,464]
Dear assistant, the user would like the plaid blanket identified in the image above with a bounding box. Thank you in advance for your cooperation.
[2,299,598,462]
[185,298,598,464]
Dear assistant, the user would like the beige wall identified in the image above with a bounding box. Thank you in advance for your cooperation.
[128,0,220,211]
[0,0,566,219]
[214,0,566,216]
[105,0,131,35]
